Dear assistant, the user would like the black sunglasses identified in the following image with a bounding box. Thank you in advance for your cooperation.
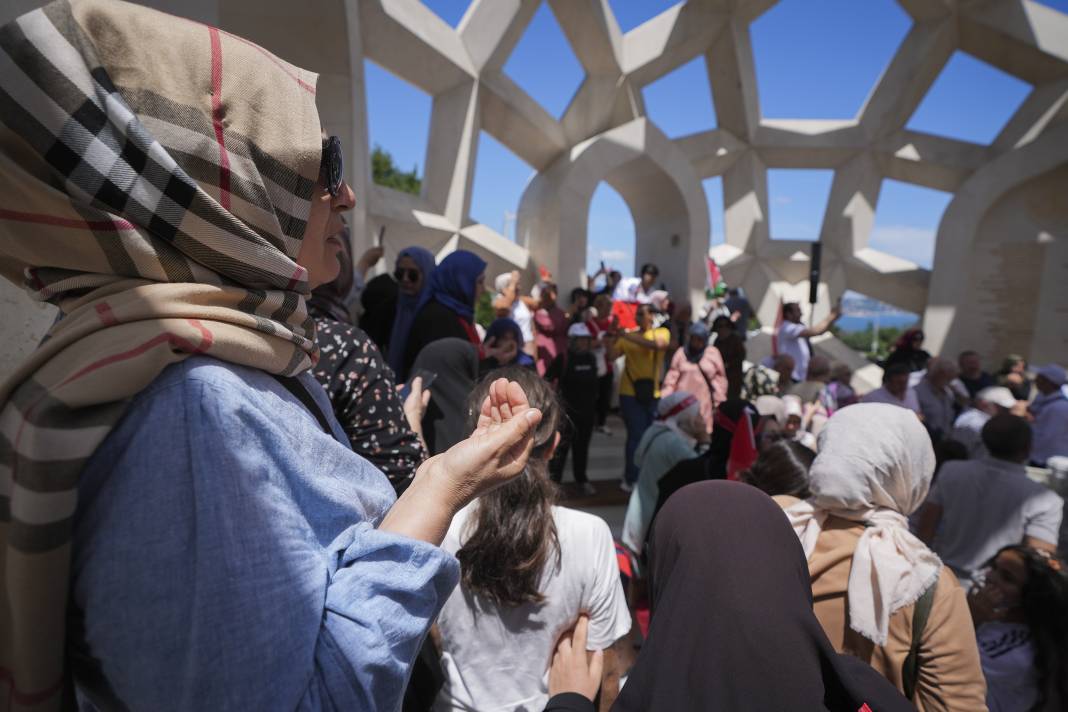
[394,267,421,283]
[320,136,344,197]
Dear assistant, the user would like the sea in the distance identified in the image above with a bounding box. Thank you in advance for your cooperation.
[836,313,919,333]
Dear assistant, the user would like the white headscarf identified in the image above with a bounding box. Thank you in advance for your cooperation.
[646,391,701,448]
[784,403,941,646]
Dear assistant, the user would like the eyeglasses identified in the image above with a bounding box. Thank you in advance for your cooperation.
[320,136,344,197]
[394,267,421,283]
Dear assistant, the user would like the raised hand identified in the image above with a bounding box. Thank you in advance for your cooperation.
[427,378,542,508]
[380,378,543,545]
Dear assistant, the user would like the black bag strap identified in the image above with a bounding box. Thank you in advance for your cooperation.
[902,579,938,701]
[274,375,336,439]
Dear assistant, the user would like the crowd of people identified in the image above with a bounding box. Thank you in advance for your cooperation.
[1,4,1067,712]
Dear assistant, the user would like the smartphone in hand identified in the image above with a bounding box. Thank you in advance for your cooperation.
[399,368,437,401]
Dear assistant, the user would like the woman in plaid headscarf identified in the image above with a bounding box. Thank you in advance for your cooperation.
[0,2,541,710]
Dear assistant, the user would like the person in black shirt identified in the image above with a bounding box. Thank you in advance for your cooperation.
[723,287,752,341]
[547,323,601,494]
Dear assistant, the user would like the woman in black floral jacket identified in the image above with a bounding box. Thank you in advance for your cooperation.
[308,227,427,494]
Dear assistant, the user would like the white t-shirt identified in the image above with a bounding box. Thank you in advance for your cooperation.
[776,321,809,381]
[434,504,631,712]
[511,299,535,344]
[861,385,921,413]
[928,457,1064,583]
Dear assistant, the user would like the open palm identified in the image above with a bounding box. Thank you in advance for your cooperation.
[427,377,542,505]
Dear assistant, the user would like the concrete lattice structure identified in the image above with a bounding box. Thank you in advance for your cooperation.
[2,0,1067,379]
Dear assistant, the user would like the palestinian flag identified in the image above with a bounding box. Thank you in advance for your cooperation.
[705,256,727,298]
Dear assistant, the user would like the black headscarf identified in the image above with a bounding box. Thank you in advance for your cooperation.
[614,481,914,712]
[412,338,479,455]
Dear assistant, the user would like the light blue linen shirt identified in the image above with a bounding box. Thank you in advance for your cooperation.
[70,356,459,711]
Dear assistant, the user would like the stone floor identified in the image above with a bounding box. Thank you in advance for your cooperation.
[555,413,629,539]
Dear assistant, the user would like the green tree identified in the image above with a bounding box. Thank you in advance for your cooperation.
[474,290,495,329]
[831,324,904,363]
[371,144,422,195]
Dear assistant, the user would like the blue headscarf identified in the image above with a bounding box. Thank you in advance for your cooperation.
[485,317,535,368]
[422,250,486,322]
[387,246,436,376]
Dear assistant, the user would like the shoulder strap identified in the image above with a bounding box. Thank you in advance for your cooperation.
[902,579,938,701]
[274,375,335,438]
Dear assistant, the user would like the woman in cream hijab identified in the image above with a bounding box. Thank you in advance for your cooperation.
[0,2,540,709]
[784,404,986,710]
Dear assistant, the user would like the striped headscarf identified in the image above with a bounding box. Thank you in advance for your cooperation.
[0,1,322,707]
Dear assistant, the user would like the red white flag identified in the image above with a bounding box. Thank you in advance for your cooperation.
[705,256,726,296]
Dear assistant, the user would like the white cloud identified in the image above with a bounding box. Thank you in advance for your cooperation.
[599,249,629,261]
[773,195,793,205]
[868,225,936,269]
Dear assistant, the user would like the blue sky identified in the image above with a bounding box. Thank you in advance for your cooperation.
[365,0,1049,298]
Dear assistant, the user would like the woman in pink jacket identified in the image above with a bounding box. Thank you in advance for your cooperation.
[661,322,728,433]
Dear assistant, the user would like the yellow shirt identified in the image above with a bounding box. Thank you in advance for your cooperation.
[618,327,670,397]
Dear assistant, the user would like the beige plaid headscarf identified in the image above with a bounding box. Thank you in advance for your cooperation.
[0,0,323,707]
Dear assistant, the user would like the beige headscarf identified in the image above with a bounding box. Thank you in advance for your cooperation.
[0,1,322,707]
[784,404,942,646]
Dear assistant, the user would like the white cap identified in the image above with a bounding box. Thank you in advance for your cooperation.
[1035,363,1066,386]
[975,386,1016,409]
[782,394,803,419]
[568,323,591,338]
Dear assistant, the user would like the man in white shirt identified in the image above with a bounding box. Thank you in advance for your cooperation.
[775,300,841,382]
[917,414,1063,587]
[861,363,921,414]
[1029,363,1068,466]
[913,357,961,441]
[951,386,1017,458]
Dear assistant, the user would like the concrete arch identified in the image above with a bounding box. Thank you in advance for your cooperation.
[515,118,709,306]
[924,121,1068,363]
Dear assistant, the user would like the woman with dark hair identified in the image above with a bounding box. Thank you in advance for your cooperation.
[740,438,815,503]
[998,354,1033,401]
[387,246,436,377]
[307,226,428,494]
[970,545,1068,712]
[435,367,631,712]
[544,481,915,711]
[483,317,535,369]
[403,250,487,378]
[884,327,933,372]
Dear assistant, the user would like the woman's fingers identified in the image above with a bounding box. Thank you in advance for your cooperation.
[573,614,590,652]
[588,649,604,683]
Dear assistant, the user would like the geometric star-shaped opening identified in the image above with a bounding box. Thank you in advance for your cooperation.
[364,60,432,193]
[469,130,534,240]
[420,0,474,28]
[642,56,716,138]
[767,169,834,241]
[906,51,1032,145]
[751,0,911,119]
[587,182,636,279]
[703,177,726,249]
[870,179,952,269]
[503,3,585,118]
[608,0,684,33]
